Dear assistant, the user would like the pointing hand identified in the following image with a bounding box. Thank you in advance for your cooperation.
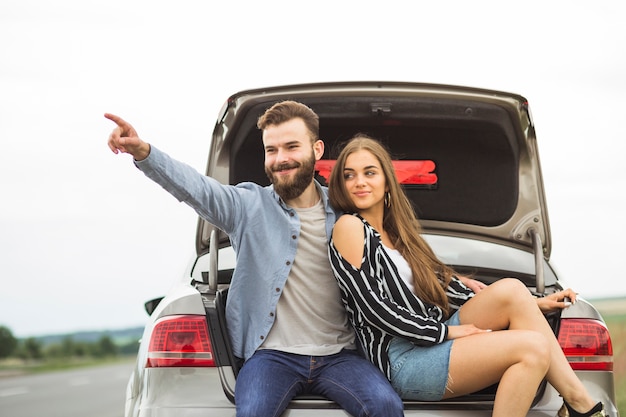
[105,113,150,161]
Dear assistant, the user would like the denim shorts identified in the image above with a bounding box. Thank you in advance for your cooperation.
[388,310,460,401]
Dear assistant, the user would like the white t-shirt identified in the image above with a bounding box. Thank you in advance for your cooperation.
[383,245,415,293]
[261,199,356,355]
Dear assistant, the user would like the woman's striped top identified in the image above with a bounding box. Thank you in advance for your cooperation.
[328,214,474,378]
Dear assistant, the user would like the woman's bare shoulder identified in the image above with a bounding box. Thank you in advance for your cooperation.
[332,215,365,267]
[334,213,364,233]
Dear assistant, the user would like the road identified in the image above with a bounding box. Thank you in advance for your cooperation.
[0,359,135,417]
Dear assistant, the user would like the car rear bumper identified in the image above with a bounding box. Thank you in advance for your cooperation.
[126,368,620,417]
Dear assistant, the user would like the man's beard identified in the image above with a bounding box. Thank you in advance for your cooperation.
[265,154,316,201]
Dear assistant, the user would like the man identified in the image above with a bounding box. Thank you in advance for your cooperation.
[105,101,404,417]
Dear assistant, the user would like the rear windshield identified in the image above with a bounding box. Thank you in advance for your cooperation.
[229,96,520,227]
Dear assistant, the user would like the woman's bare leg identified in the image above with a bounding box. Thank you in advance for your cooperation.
[444,329,550,417]
[458,278,597,413]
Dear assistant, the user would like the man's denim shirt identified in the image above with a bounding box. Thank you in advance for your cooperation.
[136,146,339,361]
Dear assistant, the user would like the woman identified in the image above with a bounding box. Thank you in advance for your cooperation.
[327,134,606,417]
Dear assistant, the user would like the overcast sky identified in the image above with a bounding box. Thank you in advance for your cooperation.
[1,0,625,338]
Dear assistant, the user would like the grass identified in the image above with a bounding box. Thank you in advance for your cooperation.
[0,355,136,377]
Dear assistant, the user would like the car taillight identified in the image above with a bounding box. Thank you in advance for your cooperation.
[146,315,215,368]
[558,318,613,371]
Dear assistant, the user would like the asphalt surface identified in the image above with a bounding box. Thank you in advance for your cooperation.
[0,360,135,417]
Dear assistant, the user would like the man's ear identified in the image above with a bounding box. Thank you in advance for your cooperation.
[313,140,324,160]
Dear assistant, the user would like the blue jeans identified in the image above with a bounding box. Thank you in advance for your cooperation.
[235,349,403,417]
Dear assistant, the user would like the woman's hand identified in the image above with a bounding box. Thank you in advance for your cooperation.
[447,324,492,340]
[459,276,487,293]
[536,288,578,313]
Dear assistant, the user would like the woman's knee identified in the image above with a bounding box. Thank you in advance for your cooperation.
[519,331,551,372]
[489,278,536,309]
[494,277,530,295]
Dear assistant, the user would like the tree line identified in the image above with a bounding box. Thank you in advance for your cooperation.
[0,325,138,361]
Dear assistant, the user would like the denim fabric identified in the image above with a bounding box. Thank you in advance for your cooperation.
[136,146,339,361]
[235,349,404,417]
[388,310,461,401]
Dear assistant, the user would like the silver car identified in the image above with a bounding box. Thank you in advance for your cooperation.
[124,82,619,416]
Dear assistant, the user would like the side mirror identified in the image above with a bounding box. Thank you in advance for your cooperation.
[144,297,164,315]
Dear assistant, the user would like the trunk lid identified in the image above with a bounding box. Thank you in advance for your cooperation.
[197,81,551,260]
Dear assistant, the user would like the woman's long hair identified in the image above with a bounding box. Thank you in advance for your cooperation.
[328,134,455,316]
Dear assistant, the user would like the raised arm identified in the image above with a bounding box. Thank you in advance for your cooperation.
[104,113,151,161]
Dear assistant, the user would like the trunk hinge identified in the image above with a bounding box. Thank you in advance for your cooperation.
[528,227,545,295]
[207,228,219,295]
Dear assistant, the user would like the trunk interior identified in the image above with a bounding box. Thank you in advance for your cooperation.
[229,97,521,229]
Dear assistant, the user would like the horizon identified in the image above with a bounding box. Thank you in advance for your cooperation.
[8,294,626,340]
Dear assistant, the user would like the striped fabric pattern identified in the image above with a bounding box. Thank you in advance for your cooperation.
[328,214,474,378]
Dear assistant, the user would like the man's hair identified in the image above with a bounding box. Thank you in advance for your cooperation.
[257,100,319,142]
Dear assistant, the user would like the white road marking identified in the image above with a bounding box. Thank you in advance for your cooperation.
[0,386,30,397]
